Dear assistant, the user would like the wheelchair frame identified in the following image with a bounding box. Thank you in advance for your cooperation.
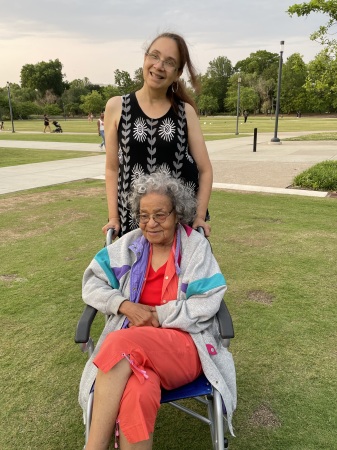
[75,228,235,450]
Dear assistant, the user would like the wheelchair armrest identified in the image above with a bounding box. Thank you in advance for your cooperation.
[75,305,98,343]
[75,228,114,344]
[216,300,235,340]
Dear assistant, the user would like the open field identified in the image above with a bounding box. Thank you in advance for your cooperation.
[1,115,337,139]
[1,181,336,450]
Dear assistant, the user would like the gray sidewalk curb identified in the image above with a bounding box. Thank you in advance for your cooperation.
[212,182,328,197]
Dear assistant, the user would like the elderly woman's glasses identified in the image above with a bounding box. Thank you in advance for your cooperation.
[145,52,177,71]
[137,208,174,224]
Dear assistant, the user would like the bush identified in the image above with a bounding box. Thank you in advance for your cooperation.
[18,101,42,119]
[44,104,62,115]
[293,160,337,191]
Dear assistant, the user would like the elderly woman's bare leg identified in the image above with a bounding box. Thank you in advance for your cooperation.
[85,359,132,450]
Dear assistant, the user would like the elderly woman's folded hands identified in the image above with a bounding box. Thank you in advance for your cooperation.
[119,300,160,328]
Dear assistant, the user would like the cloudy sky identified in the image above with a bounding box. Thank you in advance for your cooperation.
[0,0,326,87]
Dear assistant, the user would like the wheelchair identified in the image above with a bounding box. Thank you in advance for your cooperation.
[75,228,235,450]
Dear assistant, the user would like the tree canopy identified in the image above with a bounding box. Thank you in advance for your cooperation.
[20,59,65,96]
[288,0,337,47]
[235,50,279,78]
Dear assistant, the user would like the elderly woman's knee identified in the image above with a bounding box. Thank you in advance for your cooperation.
[122,371,161,410]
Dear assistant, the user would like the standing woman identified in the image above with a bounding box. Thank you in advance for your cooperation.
[103,32,213,238]
[97,112,105,150]
[43,114,51,133]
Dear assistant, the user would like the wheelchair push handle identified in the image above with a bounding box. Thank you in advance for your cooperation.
[106,227,116,246]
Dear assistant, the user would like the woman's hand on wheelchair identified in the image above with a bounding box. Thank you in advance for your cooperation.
[102,219,120,238]
[192,217,211,237]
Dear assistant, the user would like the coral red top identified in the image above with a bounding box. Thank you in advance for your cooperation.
[139,236,179,307]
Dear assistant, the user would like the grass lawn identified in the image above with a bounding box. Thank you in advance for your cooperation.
[285,132,337,141]
[1,115,337,141]
[0,132,102,144]
[1,181,336,450]
[0,147,102,167]
[0,118,98,134]
[200,115,337,134]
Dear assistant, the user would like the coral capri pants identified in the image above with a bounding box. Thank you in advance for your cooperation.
[93,326,202,443]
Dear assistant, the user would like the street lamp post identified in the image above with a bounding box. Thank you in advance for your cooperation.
[235,76,241,135]
[7,82,15,133]
[271,41,284,143]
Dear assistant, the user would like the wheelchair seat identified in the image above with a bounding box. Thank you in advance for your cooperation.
[161,373,212,403]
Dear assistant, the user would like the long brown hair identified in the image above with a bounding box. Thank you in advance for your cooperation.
[146,32,200,114]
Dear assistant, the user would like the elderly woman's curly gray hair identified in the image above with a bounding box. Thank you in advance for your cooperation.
[129,172,197,224]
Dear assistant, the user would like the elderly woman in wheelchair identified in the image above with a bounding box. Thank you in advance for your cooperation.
[78,172,236,450]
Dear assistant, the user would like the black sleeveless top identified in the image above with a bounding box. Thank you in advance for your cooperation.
[117,92,200,235]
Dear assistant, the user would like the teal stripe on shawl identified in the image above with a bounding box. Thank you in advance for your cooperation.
[94,247,119,288]
[186,273,226,298]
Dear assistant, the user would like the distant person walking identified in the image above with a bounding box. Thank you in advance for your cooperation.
[0,121,4,131]
[97,112,105,149]
[243,110,248,123]
[43,115,51,133]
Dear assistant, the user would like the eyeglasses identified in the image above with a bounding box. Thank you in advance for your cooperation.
[145,52,177,71]
[137,208,174,224]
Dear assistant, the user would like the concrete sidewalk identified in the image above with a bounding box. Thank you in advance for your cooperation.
[0,132,336,197]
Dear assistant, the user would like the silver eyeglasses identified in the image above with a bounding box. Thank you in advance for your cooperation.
[136,208,174,224]
[145,52,177,71]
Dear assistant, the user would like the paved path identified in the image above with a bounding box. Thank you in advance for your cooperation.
[0,132,336,197]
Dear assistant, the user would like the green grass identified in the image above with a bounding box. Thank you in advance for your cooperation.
[2,115,337,141]
[285,132,337,141]
[0,148,102,167]
[204,134,251,141]
[1,182,336,449]
[0,118,98,133]
[0,133,103,143]
[199,115,337,134]
[293,160,337,191]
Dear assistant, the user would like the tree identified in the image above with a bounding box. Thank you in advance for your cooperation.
[235,50,279,78]
[280,53,308,113]
[288,0,337,47]
[201,56,233,112]
[101,85,120,103]
[70,78,92,89]
[304,48,337,112]
[80,90,105,115]
[0,88,9,119]
[132,68,144,91]
[114,69,136,94]
[62,79,92,116]
[197,95,219,115]
[234,51,279,112]
[10,85,38,103]
[225,75,260,113]
[20,59,66,96]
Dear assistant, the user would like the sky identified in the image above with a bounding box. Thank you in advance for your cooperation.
[0,0,327,88]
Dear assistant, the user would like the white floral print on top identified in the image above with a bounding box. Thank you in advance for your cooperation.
[117,93,201,235]
[133,117,148,142]
[158,118,176,141]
